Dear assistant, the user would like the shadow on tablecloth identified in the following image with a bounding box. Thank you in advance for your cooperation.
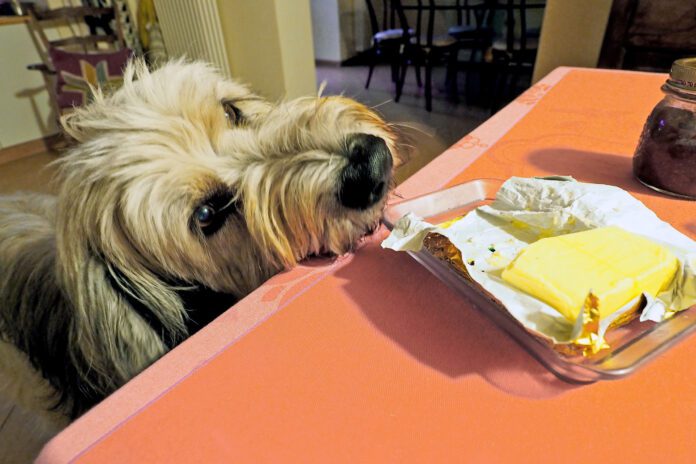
[525,147,663,198]
[335,238,582,400]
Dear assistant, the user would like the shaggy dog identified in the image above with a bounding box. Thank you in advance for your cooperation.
[0,59,396,454]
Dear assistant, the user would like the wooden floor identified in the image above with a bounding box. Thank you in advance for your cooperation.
[0,397,58,464]
[0,151,59,195]
[0,142,61,463]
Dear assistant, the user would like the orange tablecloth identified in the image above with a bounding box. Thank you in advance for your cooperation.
[38,68,696,463]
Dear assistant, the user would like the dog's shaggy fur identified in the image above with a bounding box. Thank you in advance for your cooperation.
[0,60,396,452]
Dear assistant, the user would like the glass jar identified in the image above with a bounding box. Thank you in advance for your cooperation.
[633,58,696,199]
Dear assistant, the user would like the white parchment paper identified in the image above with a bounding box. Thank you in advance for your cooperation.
[382,177,696,346]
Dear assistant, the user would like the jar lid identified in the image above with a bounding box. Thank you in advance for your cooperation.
[668,58,696,90]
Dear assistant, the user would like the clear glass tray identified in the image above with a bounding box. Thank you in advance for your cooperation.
[384,178,696,383]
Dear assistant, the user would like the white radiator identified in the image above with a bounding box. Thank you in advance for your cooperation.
[153,0,230,76]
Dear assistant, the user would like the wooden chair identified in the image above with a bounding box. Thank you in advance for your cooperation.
[25,3,127,118]
[364,0,411,89]
[448,0,494,42]
[393,0,458,112]
[445,0,495,105]
[488,0,545,110]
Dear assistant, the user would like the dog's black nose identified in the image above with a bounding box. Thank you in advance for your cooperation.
[338,133,392,210]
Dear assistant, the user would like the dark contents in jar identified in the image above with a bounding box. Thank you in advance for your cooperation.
[634,103,696,198]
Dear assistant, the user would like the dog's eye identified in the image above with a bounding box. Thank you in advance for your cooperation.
[192,189,240,236]
[222,100,244,126]
[194,205,216,227]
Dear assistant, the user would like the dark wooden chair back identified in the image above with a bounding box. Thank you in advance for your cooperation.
[365,0,398,38]
[391,0,429,47]
[453,0,494,30]
[484,0,545,112]
[497,0,544,63]
[448,0,495,45]
[392,0,460,111]
[363,0,409,89]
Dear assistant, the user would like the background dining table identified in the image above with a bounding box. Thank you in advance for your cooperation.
[38,66,696,463]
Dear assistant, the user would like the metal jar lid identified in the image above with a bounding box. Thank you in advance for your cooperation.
[667,58,696,90]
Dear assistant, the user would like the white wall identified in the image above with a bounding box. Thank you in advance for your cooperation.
[0,0,132,149]
[337,0,370,59]
[0,23,57,149]
[217,0,317,100]
[310,0,342,62]
[310,0,372,63]
[274,0,318,97]
[533,0,612,82]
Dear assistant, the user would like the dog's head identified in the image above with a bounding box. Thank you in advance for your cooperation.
[58,59,398,298]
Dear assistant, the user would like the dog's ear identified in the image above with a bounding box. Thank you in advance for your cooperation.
[59,58,150,143]
[55,197,184,390]
[59,84,111,143]
[51,143,191,410]
[56,246,179,395]
[60,110,93,143]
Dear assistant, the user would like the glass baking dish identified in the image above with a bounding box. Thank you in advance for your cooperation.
[384,178,696,383]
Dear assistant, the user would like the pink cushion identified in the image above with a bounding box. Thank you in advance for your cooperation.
[49,47,132,109]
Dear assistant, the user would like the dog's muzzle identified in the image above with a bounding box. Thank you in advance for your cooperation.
[338,133,392,210]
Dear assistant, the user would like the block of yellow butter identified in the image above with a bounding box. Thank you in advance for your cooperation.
[501,226,679,322]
